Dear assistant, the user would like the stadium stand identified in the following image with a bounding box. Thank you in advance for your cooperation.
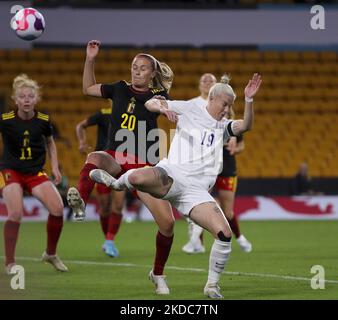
[1,47,337,185]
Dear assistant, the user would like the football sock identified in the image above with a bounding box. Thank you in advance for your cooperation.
[4,220,20,266]
[115,169,136,190]
[207,239,231,284]
[190,222,204,244]
[46,214,63,255]
[99,215,109,236]
[106,212,123,240]
[153,231,174,275]
[78,163,98,203]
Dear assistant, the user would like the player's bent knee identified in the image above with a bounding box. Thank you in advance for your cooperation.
[86,152,101,166]
[8,212,23,222]
[159,218,175,235]
[49,201,64,216]
[217,230,232,242]
[128,171,146,187]
[111,204,123,214]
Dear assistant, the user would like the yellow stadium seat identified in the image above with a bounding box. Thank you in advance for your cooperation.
[48,49,68,60]
[262,51,281,62]
[186,50,204,61]
[319,51,337,62]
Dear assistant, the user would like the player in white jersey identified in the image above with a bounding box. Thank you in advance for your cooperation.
[183,73,252,254]
[89,73,262,299]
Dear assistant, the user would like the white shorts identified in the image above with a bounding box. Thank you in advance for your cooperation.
[156,160,217,217]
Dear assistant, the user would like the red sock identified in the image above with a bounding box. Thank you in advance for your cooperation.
[229,215,241,239]
[99,216,109,236]
[4,220,20,266]
[46,214,63,255]
[153,231,174,275]
[106,212,122,240]
[78,163,98,203]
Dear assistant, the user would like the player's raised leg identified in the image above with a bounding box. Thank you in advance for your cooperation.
[67,151,122,221]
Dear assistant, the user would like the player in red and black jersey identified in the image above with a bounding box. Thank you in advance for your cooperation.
[0,74,67,274]
[182,73,252,254]
[76,108,126,257]
[67,40,176,294]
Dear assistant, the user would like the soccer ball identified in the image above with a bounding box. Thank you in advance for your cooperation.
[11,8,45,41]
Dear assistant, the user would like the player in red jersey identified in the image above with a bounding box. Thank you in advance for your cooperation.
[182,74,252,254]
[67,40,176,294]
[0,74,67,274]
[76,108,125,257]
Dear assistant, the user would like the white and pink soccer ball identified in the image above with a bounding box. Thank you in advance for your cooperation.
[11,8,45,41]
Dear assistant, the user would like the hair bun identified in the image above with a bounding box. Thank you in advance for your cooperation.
[220,74,231,84]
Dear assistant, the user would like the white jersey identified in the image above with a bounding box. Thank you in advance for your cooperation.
[189,96,208,108]
[163,99,234,183]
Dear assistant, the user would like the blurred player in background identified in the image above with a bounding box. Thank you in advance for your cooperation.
[90,73,262,298]
[67,40,176,294]
[0,74,67,274]
[76,109,125,257]
[182,73,252,254]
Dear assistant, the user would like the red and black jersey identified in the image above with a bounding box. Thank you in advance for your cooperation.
[219,135,243,178]
[101,80,169,164]
[0,110,52,174]
[86,108,111,151]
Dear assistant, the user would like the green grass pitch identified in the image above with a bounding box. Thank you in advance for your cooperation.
[1,219,337,300]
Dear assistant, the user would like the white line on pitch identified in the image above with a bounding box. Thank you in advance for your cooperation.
[2,256,338,284]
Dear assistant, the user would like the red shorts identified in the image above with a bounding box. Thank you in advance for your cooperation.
[96,183,112,195]
[104,150,152,177]
[0,169,50,194]
[215,176,237,192]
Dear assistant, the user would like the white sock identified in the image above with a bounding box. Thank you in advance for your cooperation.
[115,169,136,190]
[207,239,231,284]
[187,218,193,239]
[190,222,203,244]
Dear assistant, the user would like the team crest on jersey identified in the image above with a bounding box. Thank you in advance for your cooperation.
[23,131,30,147]
[127,97,136,114]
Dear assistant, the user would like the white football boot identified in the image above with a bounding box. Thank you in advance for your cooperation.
[182,240,205,254]
[204,282,223,299]
[89,169,125,191]
[236,235,252,253]
[67,187,86,221]
[149,270,170,295]
[42,251,68,272]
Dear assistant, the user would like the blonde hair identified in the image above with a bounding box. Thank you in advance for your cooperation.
[12,73,41,101]
[135,54,174,93]
[208,73,236,101]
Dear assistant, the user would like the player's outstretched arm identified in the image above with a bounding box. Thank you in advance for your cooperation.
[83,40,103,97]
[232,73,262,136]
[145,98,178,123]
